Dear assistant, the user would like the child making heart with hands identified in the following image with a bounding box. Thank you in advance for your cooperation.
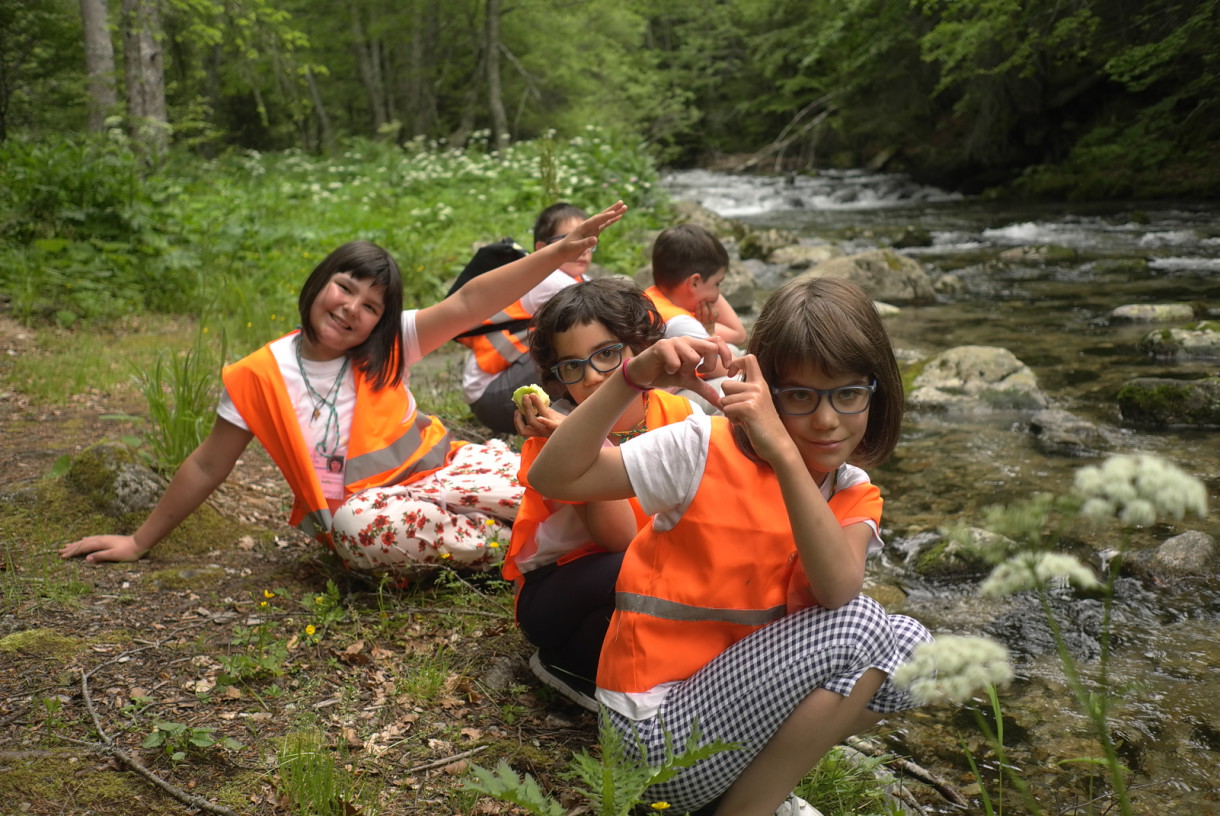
[506,277,701,709]
[530,276,932,816]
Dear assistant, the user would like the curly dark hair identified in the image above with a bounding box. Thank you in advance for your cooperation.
[529,277,665,393]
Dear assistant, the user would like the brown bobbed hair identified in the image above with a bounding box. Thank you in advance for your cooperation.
[297,241,405,390]
[529,277,665,395]
[734,276,904,469]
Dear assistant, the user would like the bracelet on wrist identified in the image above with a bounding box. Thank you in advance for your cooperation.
[620,358,654,393]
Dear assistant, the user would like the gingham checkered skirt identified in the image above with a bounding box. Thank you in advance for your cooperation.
[602,595,932,811]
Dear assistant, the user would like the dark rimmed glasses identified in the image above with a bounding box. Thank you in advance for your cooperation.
[551,343,625,385]
[770,379,877,415]
[545,234,595,254]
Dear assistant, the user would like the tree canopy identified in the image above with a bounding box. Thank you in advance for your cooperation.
[3,0,1218,197]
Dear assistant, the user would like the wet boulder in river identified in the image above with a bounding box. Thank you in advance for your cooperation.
[1117,376,1220,428]
[797,248,936,305]
[909,345,1049,412]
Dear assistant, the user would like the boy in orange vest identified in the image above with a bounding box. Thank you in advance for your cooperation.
[643,224,745,411]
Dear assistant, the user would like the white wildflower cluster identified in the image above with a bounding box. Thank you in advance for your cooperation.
[1074,454,1208,526]
[893,635,1014,706]
[979,551,1101,597]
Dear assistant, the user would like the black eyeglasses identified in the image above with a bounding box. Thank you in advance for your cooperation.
[545,234,595,254]
[551,343,625,385]
[770,379,877,415]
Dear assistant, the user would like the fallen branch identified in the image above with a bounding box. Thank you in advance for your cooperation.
[846,735,968,808]
[81,642,239,816]
[402,744,488,775]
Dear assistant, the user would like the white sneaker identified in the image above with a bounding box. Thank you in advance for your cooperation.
[774,794,824,816]
[527,651,598,712]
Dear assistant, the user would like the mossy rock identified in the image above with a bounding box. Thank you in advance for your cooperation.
[1117,377,1220,428]
[63,441,167,518]
[0,628,82,661]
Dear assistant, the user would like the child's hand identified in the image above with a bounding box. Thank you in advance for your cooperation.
[623,336,731,407]
[513,393,563,438]
[60,534,148,563]
[721,354,797,466]
[694,299,720,333]
[547,201,628,263]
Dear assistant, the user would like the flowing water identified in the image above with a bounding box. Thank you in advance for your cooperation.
[662,169,1220,814]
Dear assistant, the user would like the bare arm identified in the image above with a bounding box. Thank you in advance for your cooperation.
[572,500,639,552]
[415,201,626,356]
[531,336,731,502]
[719,356,868,608]
[61,418,253,563]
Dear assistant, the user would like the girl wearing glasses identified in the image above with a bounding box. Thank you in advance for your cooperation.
[504,277,702,711]
[530,277,932,816]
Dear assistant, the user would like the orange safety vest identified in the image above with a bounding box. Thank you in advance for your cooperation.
[597,416,882,695]
[642,285,694,324]
[454,300,532,375]
[221,332,463,545]
[503,390,696,586]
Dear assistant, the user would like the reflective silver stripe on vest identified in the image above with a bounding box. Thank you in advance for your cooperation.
[485,326,528,363]
[616,592,786,627]
[344,412,453,486]
[298,507,334,536]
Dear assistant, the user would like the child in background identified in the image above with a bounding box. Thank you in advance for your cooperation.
[506,278,700,710]
[459,202,594,434]
[61,202,627,580]
[531,277,932,816]
[643,223,743,410]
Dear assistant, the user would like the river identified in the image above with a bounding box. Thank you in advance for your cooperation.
[661,169,1220,815]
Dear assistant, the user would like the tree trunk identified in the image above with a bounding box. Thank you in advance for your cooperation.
[484,0,507,149]
[119,0,167,153]
[306,67,334,152]
[80,0,118,132]
[351,7,387,135]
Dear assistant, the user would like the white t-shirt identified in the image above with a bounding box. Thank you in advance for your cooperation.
[217,312,423,468]
[662,314,711,341]
[461,270,581,403]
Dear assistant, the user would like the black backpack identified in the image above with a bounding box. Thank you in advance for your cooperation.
[446,237,531,340]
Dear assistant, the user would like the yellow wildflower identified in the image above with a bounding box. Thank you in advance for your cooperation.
[305,625,316,636]
[259,600,268,608]
[651,804,671,811]
[263,589,275,599]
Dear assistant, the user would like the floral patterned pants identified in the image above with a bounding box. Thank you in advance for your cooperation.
[330,440,521,577]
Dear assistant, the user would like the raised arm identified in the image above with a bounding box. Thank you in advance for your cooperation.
[719,355,869,608]
[415,201,627,356]
[61,418,253,563]
[530,336,730,502]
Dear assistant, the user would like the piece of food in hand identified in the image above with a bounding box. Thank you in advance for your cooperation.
[512,384,551,410]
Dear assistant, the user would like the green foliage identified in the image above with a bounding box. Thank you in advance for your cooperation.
[134,327,224,473]
[277,725,382,816]
[794,746,904,816]
[140,720,243,765]
[468,716,738,816]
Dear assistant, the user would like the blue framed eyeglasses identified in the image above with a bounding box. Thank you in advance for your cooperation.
[770,379,877,415]
[551,343,625,385]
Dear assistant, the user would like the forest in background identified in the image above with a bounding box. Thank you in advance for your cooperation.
[4,0,1219,199]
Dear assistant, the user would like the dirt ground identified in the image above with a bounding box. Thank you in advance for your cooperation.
[0,315,602,816]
